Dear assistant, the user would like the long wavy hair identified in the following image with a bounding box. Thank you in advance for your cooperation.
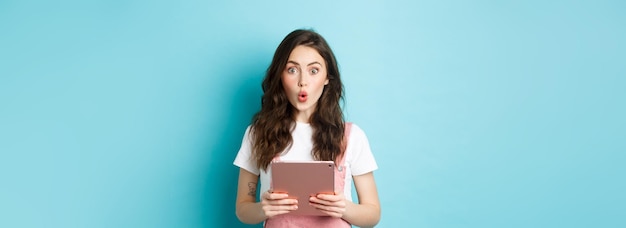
[250,29,345,171]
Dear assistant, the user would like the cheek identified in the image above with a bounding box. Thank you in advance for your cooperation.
[316,76,329,87]
[281,76,292,90]
[313,81,328,97]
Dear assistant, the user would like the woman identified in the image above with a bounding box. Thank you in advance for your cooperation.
[233,29,380,227]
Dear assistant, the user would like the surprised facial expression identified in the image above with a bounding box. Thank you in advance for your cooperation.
[281,45,329,122]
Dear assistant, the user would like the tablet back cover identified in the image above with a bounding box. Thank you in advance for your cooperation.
[271,161,335,216]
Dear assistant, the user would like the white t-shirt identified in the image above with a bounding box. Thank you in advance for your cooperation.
[233,122,378,201]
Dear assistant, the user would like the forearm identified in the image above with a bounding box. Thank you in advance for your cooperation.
[342,200,380,227]
[235,201,267,224]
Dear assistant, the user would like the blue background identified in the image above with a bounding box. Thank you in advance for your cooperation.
[1,0,624,227]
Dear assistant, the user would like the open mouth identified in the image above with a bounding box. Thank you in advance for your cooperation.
[298,92,308,102]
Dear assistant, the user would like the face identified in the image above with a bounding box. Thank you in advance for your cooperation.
[281,45,329,122]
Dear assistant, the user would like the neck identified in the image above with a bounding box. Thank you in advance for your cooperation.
[294,111,312,123]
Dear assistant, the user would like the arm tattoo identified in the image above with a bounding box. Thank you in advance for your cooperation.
[247,182,257,197]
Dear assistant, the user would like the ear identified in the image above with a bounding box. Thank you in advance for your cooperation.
[324,78,329,85]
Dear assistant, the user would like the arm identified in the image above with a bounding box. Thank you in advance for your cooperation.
[235,168,298,224]
[310,172,381,227]
[235,168,265,224]
[343,172,381,227]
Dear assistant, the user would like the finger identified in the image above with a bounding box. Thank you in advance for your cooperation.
[265,209,294,218]
[267,199,298,206]
[309,196,343,206]
[264,192,290,200]
[263,204,299,218]
[264,204,299,212]
[308,203,344,218]
[262,197,298,207]
[315,194,342,202]
[308,196,327,205]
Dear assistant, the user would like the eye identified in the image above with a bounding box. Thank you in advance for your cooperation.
[287,67,298,74]
[310,68,319,74]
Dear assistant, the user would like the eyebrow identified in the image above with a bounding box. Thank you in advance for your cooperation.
[287,60,322,66]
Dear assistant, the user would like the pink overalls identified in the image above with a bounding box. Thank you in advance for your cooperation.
[264,123,353,228]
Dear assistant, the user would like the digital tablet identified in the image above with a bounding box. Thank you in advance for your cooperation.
[270,161,335,216]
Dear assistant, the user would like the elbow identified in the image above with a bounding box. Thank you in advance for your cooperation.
[235,205,249,224]
[235,203,264,225]
[235,209,245,224]
[235,207,254,225]
[372,206,382,226]
[349,203,381,227]
[235,212,255,225]
[366,204,382,227]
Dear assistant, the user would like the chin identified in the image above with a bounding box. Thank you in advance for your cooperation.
[293,103,312,111]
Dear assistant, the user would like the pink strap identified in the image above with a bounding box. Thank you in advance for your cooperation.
[337,122,352,166]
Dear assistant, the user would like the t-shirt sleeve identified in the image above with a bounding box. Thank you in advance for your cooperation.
[233,126,260,176]
[347,124,378,176]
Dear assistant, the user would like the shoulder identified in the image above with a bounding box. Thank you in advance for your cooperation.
[243,125,254,138]
[345,122,378,174]
[347,122,368,140]
[233,125,260,175]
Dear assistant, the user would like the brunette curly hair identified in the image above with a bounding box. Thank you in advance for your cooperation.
[250,29,345,171]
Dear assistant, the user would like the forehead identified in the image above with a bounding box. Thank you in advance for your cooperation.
[287,45,324,65]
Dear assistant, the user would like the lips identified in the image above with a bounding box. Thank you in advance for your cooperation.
[298,91,308,102]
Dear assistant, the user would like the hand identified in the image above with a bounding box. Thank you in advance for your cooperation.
[260,191,298,218]
[309,192,347,218]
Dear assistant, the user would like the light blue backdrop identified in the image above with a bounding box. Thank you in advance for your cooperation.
[1,0,624,227]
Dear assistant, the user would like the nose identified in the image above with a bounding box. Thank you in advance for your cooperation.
[298,75,308,87]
